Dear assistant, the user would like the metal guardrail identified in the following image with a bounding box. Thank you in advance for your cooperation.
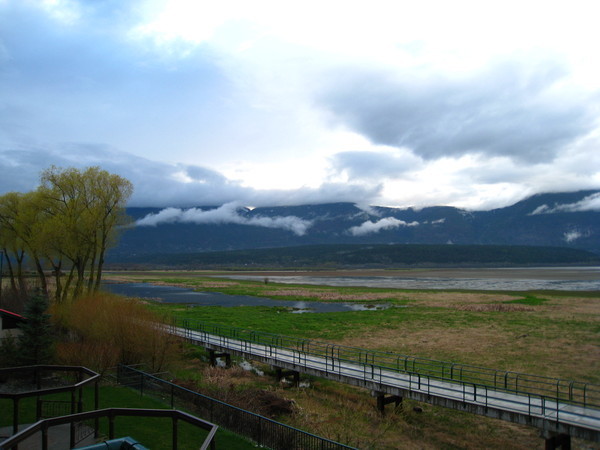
[171,318,600,410]
[117,365,356,450]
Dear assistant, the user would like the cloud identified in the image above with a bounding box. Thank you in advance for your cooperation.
[136,202,313,235]
[319,57,598,163]
[1,1,599,212]
[329,149,423,180]
[0,146,381,207]
[348,217,419,236]
[530,193,600,215]
[563,230,583,243]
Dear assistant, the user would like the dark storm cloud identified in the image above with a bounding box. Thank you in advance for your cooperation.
[319,58,598,162]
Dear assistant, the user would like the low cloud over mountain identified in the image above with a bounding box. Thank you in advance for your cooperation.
[530,192,600,215]
[348,217,419,236]
[110,190,600,260]
[136,203,313,236]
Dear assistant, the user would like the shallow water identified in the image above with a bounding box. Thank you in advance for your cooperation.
[223,268,600,291]
[102,282,392,313]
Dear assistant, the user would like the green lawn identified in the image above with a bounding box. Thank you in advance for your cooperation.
[0,384,256,449]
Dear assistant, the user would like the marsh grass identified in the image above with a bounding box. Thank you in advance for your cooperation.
[102,271,600,448]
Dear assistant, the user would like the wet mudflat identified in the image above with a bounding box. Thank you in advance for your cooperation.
[221,266,600,291]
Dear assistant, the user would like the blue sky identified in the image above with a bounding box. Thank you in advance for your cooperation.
[1,0,600,210]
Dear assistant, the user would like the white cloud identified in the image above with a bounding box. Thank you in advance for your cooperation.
[0,0,600,211]
[136,202,313,235]
[348,217,419,236]
[563,230,583,243]
[530,193,600,215]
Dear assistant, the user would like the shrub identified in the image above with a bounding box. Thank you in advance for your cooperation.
[52,292,179,374]
[17,292,55,365]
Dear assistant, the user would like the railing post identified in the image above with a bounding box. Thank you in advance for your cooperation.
[172,416,178,450]
[258,416,262,447]
[568,381,574,401]
[109,411,115,439]
[36,395,42,421]
[78,385,84,413]
[171,384,175,408]
[95,381,100,438]
[70,418,76,448]
[42,421,49,450]
[13,397,19,435]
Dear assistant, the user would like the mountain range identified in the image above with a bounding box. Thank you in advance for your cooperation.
[107,190,600,265]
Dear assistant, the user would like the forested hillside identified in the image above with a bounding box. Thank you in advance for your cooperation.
[108,190,600,265]
[108,243,598,269]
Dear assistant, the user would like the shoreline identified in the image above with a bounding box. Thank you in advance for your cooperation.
[105,266,600,282]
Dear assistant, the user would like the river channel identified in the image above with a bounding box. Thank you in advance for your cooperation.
[102,282,392,313]
[103,266,599,313]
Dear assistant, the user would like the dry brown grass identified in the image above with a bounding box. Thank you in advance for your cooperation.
[52,292,179,374]
[455,303,534,311]
[333,293,600,381]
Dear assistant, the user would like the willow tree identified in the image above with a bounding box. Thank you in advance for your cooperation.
[0,192,28,299]
[38,166,133,301]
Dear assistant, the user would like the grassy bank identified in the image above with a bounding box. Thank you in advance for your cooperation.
[106,273,600,383]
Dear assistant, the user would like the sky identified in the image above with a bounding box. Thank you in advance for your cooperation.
[1,0,600,211]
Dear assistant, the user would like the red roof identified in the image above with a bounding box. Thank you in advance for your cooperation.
[0,309,26,320]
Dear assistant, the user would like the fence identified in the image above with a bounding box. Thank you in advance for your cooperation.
[0,365,100,437]
[0,407,218,450]
[117,365,356,450]
[172,318,600,409]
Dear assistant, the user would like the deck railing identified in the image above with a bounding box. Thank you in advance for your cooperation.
[0,407,218,450]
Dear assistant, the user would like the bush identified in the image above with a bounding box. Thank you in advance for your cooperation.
[0,334,19,368]
[52,292,179,374]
